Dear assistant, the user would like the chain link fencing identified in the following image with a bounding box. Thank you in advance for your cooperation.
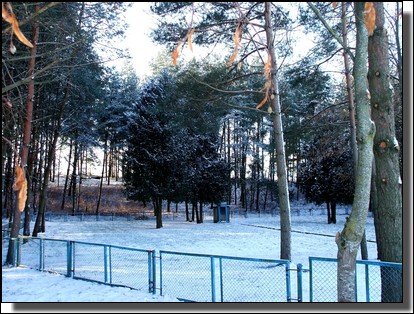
[159,251,290,302]
[309,257,403,302]
[4,236,402,302]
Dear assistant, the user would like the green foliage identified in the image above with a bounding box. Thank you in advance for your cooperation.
[122,69,231,208]
[279,58,334,159]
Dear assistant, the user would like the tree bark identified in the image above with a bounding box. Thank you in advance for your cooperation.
[368,2,402,302]
[265,2,291,261]
[6,6,39,264]
[341,2,368,260]
[336,2,375,302]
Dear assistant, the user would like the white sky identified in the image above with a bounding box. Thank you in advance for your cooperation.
[113,2,412,79]
[120,2,162,78]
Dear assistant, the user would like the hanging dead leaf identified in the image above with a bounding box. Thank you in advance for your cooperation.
[256,93,268,110]
[364,2,376,36]
[172,40,183,66]
[256,54,272,109]
[12,165,27,212]
[227,24,241,66]
[332,2,337,9]
[2,2,34,48]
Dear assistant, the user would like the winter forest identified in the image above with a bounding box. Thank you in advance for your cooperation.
[2,2,406,304]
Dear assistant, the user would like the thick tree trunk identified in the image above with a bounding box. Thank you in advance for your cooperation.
[341,2,368,260]
[336,2,375,302]
[265,2,291,261]
[368,2,402,302]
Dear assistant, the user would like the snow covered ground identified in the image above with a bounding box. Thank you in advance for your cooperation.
[1,203,390,310]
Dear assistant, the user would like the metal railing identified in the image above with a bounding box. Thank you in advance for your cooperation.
[9,236,156,293]
[5,236,402,302]
[159,250,291,302]
[308,257,403,302]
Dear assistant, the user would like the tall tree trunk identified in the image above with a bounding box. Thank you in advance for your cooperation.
[23,147,35,238]
[240,144,247,209]
[60,139,72,210]
[6,7,39,265]
[265,2,291,261]
[194,201,200,224]
[185,201,190,221]
[327,202,331,224]
[331,202,336,224]
[96,133,108,215]
[341,2,368,260]
[107,147,112,185]
[199,200,203,223]
[227,118,231,204]
[154,197,163,229]
[368,2,402,302]
[3,147,14,218]
[336,2,375,302]
[70,141,79,215]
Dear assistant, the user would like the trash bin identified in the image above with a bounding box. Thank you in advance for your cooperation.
[213,202,229,223]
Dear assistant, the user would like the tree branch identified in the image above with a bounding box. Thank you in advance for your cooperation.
[307,2,355,61]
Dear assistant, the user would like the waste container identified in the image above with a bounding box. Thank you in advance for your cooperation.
[213,202,229,223]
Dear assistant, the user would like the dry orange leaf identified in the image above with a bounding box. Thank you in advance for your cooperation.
[256,93,269,110]
[172,40,183,66]
[172,28,195,66]
[364,2,376,36]
[227,24,241,66]
[12,165,28,212]
[2,2,34,48]
[256,54,272,110]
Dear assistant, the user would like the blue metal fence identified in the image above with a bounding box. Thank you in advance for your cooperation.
[309,256,402,302]
[10,236,156,293]
[6,236,402,302]
[159,250,291,302]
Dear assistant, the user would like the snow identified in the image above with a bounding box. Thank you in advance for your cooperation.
[1,203,390,308]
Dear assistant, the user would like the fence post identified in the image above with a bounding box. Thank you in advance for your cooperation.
[365,264,371,302]
[297,263,303,302]
[12,238,19,267]
[39,238,44,271]
[219,258,224,302]
[104,245,109,283]
[285,263,291,302]
[66,241,73,277]
[211,256,216,302]
[148,251,156,294]
[159,252,163,296]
